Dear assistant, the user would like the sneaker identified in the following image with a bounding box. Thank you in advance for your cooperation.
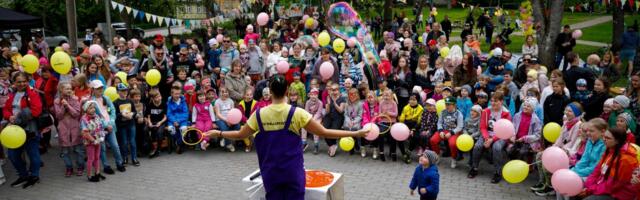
[123,157,129,165]
[403,154,411,164]
[219,139,225,147]
[530,183,545,191]
[103,166,115,175]
[0,176,5,186]
[65,168,73,177]
[534,187,556,196]
[380,153,386,162]
[22,176,39,189]
[76,168,84,176]
[97,173,106,180]
[200,141,209,151]
[10,177,29,187]
[313,143,319,155]
[372,149,379,160]
[88,175,100,182]
[360,147,366,158]
[245,145,251,153]
[491,173,501,184]
[226,144,236,152]
[467,169,478,178]
[450,158,457,169]
[132,160,140,166]
[116,165,126,172]
[328,145,337,157]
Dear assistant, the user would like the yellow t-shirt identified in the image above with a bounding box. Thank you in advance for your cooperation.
[246,103,312,135]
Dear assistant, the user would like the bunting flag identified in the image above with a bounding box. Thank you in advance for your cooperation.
[133,9,139,19]
[470,5,475,10]
[460,3,466,8]
[138,11,145,20]
[151,15,157,23]
[569,6,575,12]
[117,4,124,12]
[125,6,132,14]
[145,12,151,22]
[177,19,183,25]
[636,1,640,10]
[622,0,627,8]
[111,1,118,10]
[158,16,164,26]
[209,18,215,25]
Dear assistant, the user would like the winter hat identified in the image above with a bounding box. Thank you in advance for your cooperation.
[492,48,503,57]
[262,87,271,96]
[576,79,587,87]
[183,83,195,91]
[604,98,614,107]
[614,95,630,108]
[82,100,100,113]
[471,105,483,114]
[309,88,319,95]
[567,102,583,117]
[412,86,423,94]
[461,85,472,93]
[208,38,218,47]
[425,98,436,106]
[422,149,439,164]
[618,112,634,128]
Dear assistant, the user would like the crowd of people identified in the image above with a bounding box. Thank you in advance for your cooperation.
[0,6,639,200]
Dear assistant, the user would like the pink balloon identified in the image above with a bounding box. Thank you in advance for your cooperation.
[347,37,357,48]
[257,12,269,26]
[89,44,103,55]
[551,169,584,196]
[216,34,224,43]
[302,15,310,21]
[131,38,140,49]
[319,62,334,80]
[542,147,570,173]
[390,123,410,141]
[364,123,380,141]
[61,43,70,51]
[572,29,582,39]
[276,60,289,74]
[227,108,242,125]
[494,119,515,140]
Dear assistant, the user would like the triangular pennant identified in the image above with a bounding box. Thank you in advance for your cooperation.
[117,4,124,12]
[185,20,191,28]
[622,0,627,8]
[151,15,157,23]
[636,1,640,10]
[461,3,466,8]
[145,13,151,22]
[172,19,177,26]
[125,6,132,14]
[209,18,215,25]
[166,18,172,26]
[111,1,117,10]
[569,6,575,12]
[470,5,475,10]
[157,17,163,26]
[583,3,589,8]
[177,19,183,26]
[133,9,139,19]
[138,11,145,20]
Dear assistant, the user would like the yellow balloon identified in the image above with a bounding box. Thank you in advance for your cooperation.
[440,47,450,57]
[333,38,346,53]
[238,39,245,46]
[104,87,119,102]
[435,99,445,116]
[339,137,355,151]
[0,125,26,149]
[21,54,39,74]
[418,36,423,43]
[543,122,562,143]
[456,134,474,152]
[50,51,72,74]
[502,160,529,184]
[305,18,315,29]
[115,71,128,86]
[145,69,161,86]
[318,31,331,47]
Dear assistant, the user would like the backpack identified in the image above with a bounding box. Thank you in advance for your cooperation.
[25,92,54,130]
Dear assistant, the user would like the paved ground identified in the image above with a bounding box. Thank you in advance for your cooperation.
[0,140,549,200]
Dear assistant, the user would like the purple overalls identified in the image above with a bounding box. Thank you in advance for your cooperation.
[255,106,305,200]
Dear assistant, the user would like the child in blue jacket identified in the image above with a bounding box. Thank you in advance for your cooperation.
[410,150,440,200]
[167,86,190,154]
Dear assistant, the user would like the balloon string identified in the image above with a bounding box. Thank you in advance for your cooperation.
[529,161,541,166]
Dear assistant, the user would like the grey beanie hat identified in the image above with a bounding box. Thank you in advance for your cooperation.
[422,150,439,164]
[614,95,630,108]
[461,84,473,94]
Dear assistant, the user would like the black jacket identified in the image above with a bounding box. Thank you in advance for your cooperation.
[544,93,570,125]
[563,65,596,95]
[555,32,576,55]
[581,92,610,120]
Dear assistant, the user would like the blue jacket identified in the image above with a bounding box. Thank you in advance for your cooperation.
[206,48,221,71]
[167,96,190,127]
[571,138,605,177]
[622,31,640,50]
[457,97,473,120]
[409,164,439,199]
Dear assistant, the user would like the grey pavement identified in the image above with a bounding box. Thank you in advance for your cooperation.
[0,141,551,200]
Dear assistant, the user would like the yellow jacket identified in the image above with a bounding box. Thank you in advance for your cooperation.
[399,104,423,124]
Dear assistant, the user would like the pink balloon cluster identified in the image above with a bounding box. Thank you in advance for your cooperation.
[227,108,242,125]
[551,169,583,196]
[319,62,334,80]
[89,44,103,55]
[541,146,570,173]
[494,119,514,140]
[257,12,269,26]
[390,123,410,141]
[276,61,289,74]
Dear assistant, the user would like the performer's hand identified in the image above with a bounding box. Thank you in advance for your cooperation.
[419,188,427,195]
[409,190,414,196]
[354,128,370,138]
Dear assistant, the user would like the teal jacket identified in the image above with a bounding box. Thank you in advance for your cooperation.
[571,138,605,177]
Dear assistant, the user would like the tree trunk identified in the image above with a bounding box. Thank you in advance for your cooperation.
[532,0,565,69]
[383,0,393,30]
[414,0,426,25]
[612,5,624,51]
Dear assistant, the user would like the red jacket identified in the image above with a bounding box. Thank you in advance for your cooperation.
[3,87,43,120]
[34,73,58,109]
[480,108,512,140]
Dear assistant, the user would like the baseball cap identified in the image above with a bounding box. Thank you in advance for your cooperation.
[442,86,453,93]
[425,98,436,106]
[445,96,457,104]
[90,80,104,89]
[154,34,164,42]
[576,79,587,87]
[116,83,128,91]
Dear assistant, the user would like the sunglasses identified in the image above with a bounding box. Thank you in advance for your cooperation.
[223,40,230,43]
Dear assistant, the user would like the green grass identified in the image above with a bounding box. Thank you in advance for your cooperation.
[581,15,640,44]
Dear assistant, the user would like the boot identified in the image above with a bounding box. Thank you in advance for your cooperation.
[149,142,159,158]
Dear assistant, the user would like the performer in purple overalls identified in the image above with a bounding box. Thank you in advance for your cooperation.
[206,75,369,199]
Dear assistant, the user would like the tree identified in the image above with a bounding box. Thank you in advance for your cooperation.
[532,0,565,69]
[611,2,624,51]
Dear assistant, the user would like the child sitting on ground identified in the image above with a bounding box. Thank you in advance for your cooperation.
[409,150,440,200]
